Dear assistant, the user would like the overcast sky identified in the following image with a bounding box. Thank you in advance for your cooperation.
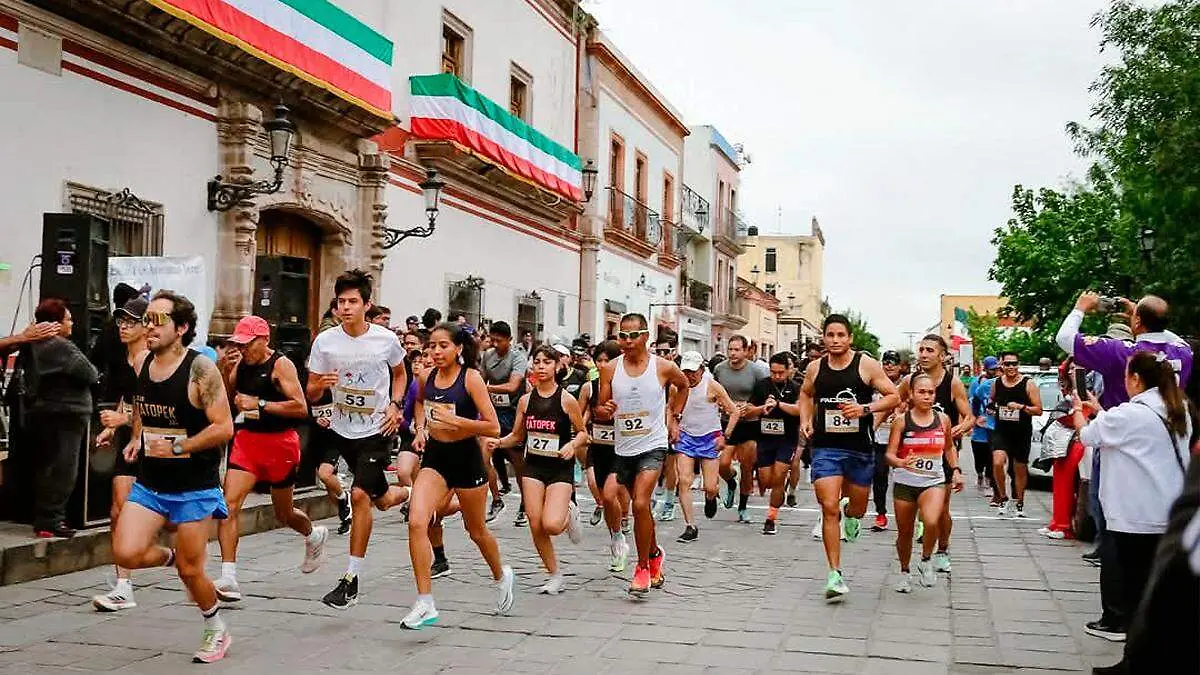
[584,0,1110,349]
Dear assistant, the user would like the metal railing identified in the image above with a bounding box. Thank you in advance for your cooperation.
[681,184,709,232]
[718,208,749,242]
[607,187,661,246]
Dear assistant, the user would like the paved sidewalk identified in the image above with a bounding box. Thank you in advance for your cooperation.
[0,475,1121,673]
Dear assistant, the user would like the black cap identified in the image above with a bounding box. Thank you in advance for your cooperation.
[115,297,148,320]
[881,350,900,365]
[405,315,419,324]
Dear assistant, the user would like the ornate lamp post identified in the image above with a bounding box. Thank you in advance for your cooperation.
[380,170,446,249]
[207,103,296,211]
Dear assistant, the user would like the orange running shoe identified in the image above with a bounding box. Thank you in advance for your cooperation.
[648,545,665,589]
[629,563,650,596]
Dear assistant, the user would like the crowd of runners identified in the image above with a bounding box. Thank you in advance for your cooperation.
[89,267,1077,665]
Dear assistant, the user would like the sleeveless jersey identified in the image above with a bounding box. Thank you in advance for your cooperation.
[811,352,875,453]
[921,369,961,427]
[586,376,615,447]
[681,371,722,436]
[234,352,293,433]
[523,385,573,462]
[135,350,219,493]
[991,376,1033,440]
[424,365,478,435]
[893,411,948,488]
[611,354,668,458]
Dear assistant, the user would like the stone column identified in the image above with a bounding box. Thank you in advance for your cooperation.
[357,140,389,287]
[577,213,601,340]
[209,100,262,339]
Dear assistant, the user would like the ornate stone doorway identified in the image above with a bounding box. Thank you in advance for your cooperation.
[257,209,323,333]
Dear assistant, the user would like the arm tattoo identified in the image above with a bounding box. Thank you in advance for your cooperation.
[191,357,226,409]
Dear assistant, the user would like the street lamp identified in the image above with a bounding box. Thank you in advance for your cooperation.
[380,170,446,249]
[786,291,796,312]
[581,160,598,202]
[207,103,296,211]
[750,264,760,284]
[1138,227,1155,261]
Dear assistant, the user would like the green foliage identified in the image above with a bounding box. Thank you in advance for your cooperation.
[838,309,881,358]
[965,311,1062,364]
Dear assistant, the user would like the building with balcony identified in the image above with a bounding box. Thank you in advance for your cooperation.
[737,277,780,358]
[676,183,713,354]
[577,29,688,340]
[740,217,826,352]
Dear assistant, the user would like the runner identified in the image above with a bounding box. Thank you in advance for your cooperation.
[311,387,353,535]
[91,297,148,612]
[579,340,632,570]
[110,291,235,663]
[885,373,964,593]
[747,352,803,535]
[869,350,904,532]
[969,356,1000,490]
[481,321,527,523]
[799,314,900,602]
[213,316,328,603]
[713,335,765,523]
[989,350,1043,518]
[402,323,514,629]
[485,345,588,594]
[306,270,411,609]
[594,313,689,596]
[674,350,740,542]
[653,335,681,522]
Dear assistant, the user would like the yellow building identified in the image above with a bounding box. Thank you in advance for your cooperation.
[938,294,1020,342]
[739,217,826,351]
[735,278,781,357]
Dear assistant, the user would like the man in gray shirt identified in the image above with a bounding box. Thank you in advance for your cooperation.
[713,335,766,523]
[482,321,528,524]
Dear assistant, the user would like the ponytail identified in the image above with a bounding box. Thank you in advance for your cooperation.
[1128,351,1190,437]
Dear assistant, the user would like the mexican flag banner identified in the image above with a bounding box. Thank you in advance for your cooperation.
[951,307,973,352]
[144,0,394,118]
[410,73,584,202]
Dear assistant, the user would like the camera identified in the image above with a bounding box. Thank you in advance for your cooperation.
[1097,296,1119,313]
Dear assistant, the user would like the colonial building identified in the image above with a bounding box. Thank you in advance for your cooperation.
[737,276,780,358]
[740,218,827,351]
[576,29,687,341]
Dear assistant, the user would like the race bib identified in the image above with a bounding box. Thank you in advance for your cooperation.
[526,432,561,458]
[336,385,378,416]
[489,392,510,408]
[906,454,942,477]
[592,424,615,446]
[824,409,859,433]
[998,407,1020,422]
[760,418,785,436]
[616,410,652,437]
[311,404,335,421]
[142,426,187,459]
[425,401,455,424]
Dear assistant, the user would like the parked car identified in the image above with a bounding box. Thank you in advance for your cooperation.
[1027,371,1062,482]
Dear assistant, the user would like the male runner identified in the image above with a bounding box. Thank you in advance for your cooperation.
[870,350,904,531]
[896,335,973,572]
[713,335,765,523]
[969,356,1000,489]
[675,351,740,542]
[213,316,327,602]
[746,352,803,535]
[653,334,680,522]
[306,270,410,609]
[594,313,689,596]
[112,291,235,663]
[799,314,900,602]
[988,350,1042,518]
[368,305,392,329]
[482,321,527,522]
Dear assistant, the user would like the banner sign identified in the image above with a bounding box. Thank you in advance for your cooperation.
[108,256,209,347]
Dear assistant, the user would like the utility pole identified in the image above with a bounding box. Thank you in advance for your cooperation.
[903,331,921,356]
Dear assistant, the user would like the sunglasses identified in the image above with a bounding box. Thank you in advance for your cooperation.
[1001,361,1020,367]
[618,330,648,340]
[142,311,173,327]
[655,348,674,355]
[116,317,142,329]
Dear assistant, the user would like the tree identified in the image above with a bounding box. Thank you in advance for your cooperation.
[965,310,1063,364]
[837,310,880,358]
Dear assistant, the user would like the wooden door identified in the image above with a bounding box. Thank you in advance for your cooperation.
[257,210,322,333]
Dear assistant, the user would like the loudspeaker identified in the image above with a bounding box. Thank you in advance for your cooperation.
[254,256,310,326]
[40,213,111,353]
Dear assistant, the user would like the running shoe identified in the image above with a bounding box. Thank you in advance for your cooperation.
[915,559,937,588]
[486,499,505,523]
[1015,502,1027,518]
[566,502,583,545]
[1082,550,1102,567]
[214,577,242,603]
[677,525,698,543]
[914,520,925,542]
[737,508,752,524]
[648,545,665,588]
[1084,620,1126,642]
[499,484,512,495]
[92,583,136,612]
[192,627,232,664]
[704,497,718,519]
[336,494,352,535]
[398,503,410,523]
[609,538,630,572]
[762,518,777,536]
[400,598,439,629]
[513,510,528,527]
[1000,500,1016,518]
[658,502,677,522]
[430,558,451,579]
[932,551,952,573]
[629,563,650,596]
[872,513,888,531]
[894,574,912,594]
[322,574,358,610]
[840,498,860,543]
[621,516,631,535]
[538,575,565,595]
[300,526,328,574]
[824,570,849,603]
[723,479,736,509]
[590,505,604,526]
[811,521,823,540]
[494,566,515,615]
[785,490,798,508]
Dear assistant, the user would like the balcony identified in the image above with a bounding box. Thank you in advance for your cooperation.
[711,287,749,328]
[714,208,751,256]
[606,187,661,258]
[680,185,710,236]
[658,219,683,269]
[683,278,712,313]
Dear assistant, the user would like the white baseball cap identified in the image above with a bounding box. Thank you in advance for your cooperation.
[552,343,571,357]
[679,350,705,372]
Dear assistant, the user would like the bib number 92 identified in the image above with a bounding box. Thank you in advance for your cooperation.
[622,418,644,432]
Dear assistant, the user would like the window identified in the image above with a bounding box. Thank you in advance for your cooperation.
[765,247,777,273]
[447,277,484,327]
[509,63,531,122]
[516,292,543,344]
[441,12,472,82]
[608,134,625,191]
[765,282,777,296]
[67,182,163,256]
[556,294,565,327]
[662,172,675,221]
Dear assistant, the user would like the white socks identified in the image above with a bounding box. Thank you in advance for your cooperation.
[221,562,237,581]
[347,555,364,577]
[201,603,226,632]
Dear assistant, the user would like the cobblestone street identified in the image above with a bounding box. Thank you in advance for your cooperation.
[0,472,1122,674]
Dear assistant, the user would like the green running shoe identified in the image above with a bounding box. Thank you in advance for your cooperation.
[824,569,849,603]
[839,497,861,542]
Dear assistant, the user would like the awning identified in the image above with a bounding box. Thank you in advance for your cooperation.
[145,0,394,119]
[409,73,583,202]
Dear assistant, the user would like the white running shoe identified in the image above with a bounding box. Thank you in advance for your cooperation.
[494,565,515,615]
[400,598,439,630]
[1040,527,1066,540]
[894,575,912,594]
[916,559,937,588]
[566,502,583,545]
[92,583,136,612]
[810,521,823,540]
[300,526,328,574]
[932,551,952,573]
[538,575,565,595]
[214,577,242,602]
[192,627,232,664]
[999,500,1015,518]
[609,537,630,572]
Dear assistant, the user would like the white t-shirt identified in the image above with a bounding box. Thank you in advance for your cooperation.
[307,323,405,440]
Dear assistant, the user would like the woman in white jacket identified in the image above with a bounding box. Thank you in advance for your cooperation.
[1072,350,1194,644]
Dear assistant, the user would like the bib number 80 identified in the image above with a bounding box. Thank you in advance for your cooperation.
[911,457,938,473]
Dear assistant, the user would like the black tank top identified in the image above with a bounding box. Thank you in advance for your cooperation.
[234,352,293,433]
[992,376,1033,438]
[812,352,875,453]
[135,350,219,493]
[524,385,572,463]
[921,369,960,427]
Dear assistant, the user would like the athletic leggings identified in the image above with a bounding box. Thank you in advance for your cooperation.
[872,443,889,515]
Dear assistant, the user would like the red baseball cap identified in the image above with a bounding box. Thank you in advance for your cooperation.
[228,316,271,344]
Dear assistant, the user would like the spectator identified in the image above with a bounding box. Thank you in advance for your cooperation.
[24,298,99,538]
[318,298,340,333]
[0,322,59,356]
[969,356,999,489]
[420,307,441,330]
[518,330,534,355]
[1073,351,1195,643]
[368,305,391,328]
[405,315,420,333]
[89,282,141,385]
[1038,360,1088,540]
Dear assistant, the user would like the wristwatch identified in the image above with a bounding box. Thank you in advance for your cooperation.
[171,440,185,456]
[257,398,267,412]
